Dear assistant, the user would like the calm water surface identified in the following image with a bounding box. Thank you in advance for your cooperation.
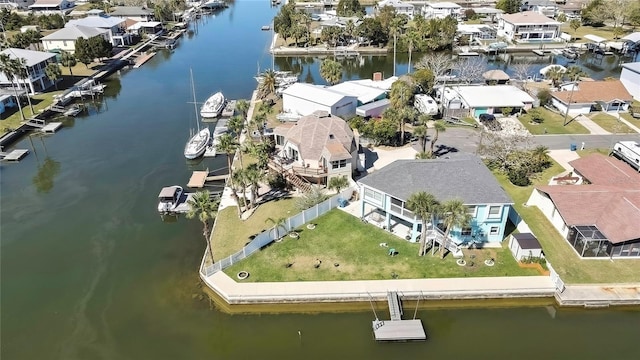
[1,2,639,359]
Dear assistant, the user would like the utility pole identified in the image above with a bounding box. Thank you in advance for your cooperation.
[562,78,577,126]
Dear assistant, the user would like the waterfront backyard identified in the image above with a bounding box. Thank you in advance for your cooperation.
[221,209,540,282]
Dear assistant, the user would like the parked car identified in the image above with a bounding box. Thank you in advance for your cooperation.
[478,113,502,131]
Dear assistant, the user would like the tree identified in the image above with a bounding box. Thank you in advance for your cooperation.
[439,199,472,259]
[88,35,112,60]
[266,217,288,240]
[537,88,552,106]
[217,133,242,217]
[495,0,522,14]
[411,68,435,93]
[336,0,365,17]
[406,192,439,256]
[429,121,446,155]
[405,28,421,74]
[544,66,565,87]
[569,18,581,34]
[512,61,532,90]
[44,63,61,90]
[60,51,77,80]
[0,54,25,121]
[455,57,486,84]
[232,168,249,210]
[357,17,387,45]
[244,163,264,208]
[328,175,349,194]
[11,58,34,114]
[556,13,567,23]
[413,123,429,153]
[416,52,455,83]
[320,58,342,85]
[186,190,220,263]
[581,0,609,26]
[258,69,276,99]
[74,37,93,68]
[294,187,329,211]
[236,99,249,119]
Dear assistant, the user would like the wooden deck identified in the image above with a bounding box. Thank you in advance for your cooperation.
[188,171,209,188]
[41,122,63,133]
[133,52,157,69]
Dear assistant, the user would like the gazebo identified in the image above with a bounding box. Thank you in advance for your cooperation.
[483,69,510,84]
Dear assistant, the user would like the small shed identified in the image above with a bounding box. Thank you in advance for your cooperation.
[508,233,543,261]
[483,70,510,84]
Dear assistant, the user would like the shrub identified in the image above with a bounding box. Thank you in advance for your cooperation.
[294,187,329,211]
[507,168,531,186]
[537,89,551,106]
[527,108,545,124]
[267,173,287,190]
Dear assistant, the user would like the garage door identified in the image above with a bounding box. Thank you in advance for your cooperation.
[474,108,488,117]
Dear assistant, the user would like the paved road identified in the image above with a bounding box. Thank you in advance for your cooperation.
[428,128,639,154]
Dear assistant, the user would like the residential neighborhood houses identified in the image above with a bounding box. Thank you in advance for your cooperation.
[0,0,639,312]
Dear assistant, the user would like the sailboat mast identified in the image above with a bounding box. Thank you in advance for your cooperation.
[190,68,201,132]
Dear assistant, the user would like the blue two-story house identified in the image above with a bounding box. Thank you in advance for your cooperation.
[357,155,514,246]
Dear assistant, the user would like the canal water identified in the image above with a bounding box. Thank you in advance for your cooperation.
[1,2,638,359]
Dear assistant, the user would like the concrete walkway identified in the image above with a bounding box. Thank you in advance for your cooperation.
[202,271,555,304]
[575,114,610,135]
[557,284,640,306]
[548,149,581,172]
[613,113,640,133]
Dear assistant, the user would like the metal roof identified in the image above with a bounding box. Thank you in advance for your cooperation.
[281,83,354,107]
[0,48,56,67]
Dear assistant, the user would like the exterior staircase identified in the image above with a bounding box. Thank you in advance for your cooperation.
[425,229,464,258]
[268,159,313,192]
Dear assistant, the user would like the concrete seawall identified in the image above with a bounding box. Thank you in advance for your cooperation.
[201,271,556,305]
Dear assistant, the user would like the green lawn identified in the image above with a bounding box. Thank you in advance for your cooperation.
[211,197,298,260]
[495,164,640,284]
[561,24,631,42]
[0,91,62,135]
[518,108,589,135]
[224,210,540,282]
[589,113,636,134]
[619,112,640,128]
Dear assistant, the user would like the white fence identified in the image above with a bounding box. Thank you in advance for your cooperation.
[200,187,355,277]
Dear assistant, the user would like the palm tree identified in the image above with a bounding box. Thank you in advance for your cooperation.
[11,58,34,114]
[259,69,276,99]
[327,175,349,194]
[439,199,472,259]
[405,191,439,256]
[0,54,25,121]
[247,141,271,169]
[45,63,62,90]
[320,58,342,85]
[413,124,428,153]
[389,16,404,77]
[236,99,249,119]
[429,121,446,156]
[545,66,565,87]
[266,217,287,240]
[60,51,77,80]
[217,133,242,217]
[244,163,264,207]
[228,114,245,167]
[405,28,421,74]
[186,190,220,263]
[232,168,248,210]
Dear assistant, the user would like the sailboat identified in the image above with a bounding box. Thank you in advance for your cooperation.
[184,69,211,160]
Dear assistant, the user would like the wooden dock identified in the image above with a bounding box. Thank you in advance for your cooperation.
[372,291,426,342]
[188,170,229,188]
[41,122,63,133]
[0,149,29,161]
[221,100,236,118]
[134,52,157,68]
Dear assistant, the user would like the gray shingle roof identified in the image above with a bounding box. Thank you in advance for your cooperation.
[358,156,513,204]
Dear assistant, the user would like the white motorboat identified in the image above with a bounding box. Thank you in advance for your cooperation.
[157,185,184,213]
[185,69,211,159]
[200,91,225,118]
[63,104,84,117]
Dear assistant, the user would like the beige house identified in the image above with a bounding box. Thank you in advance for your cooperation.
[498,11,561,42]
[271,111,358,186]
[41,25,110,53]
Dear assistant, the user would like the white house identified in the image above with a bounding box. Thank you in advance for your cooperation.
[41,25,110,53]
[498,11,561,42]
[521,0,558,18]
[551,80,633,114]
[620,62,640,101]
[66,12,131,47]
[457,24,497,42]
[328,81,387,106]
[281,83,358,118]
[376,0,414,19]
[438,85,535,117]
[422,2,462,20]
[0,48,57,94]
[0,0,36,10]
[272,111,358,185]
[28,0,74,14]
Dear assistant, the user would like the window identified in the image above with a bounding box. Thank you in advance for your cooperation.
[467,205,477,216]
[490,226,499,235]
[488,206,501,218]
[461,227,472,236]
[331,159,347,169]
[364,188,382,202]
[275,135,284,146]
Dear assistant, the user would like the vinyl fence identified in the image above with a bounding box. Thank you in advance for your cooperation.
[200,187,355,277]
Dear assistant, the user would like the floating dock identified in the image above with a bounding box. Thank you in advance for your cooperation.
[0,149,29,161]
[41,122,63,133]
[372,291,426,342]
[134,52,157,68]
